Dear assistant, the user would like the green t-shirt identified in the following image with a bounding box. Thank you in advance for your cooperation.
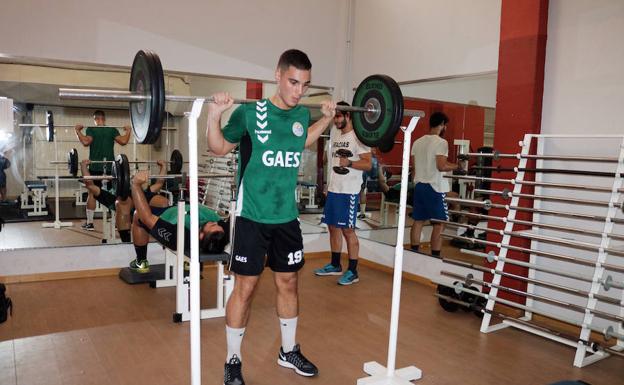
[159,204,221,229]
[85,126,119,172]
[222,99,310,224]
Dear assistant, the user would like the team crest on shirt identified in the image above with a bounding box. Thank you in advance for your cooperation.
[292,122,304,137]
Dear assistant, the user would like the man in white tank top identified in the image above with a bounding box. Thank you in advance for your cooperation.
[409,112,463,257]
[316,101,372,285]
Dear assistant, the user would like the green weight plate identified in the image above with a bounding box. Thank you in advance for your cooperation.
[46,110,54,142]
[352,74,404,150]
[129,50,164,144]
[113,154,131,199]
[68,148,78,177]
[170,149,183,174]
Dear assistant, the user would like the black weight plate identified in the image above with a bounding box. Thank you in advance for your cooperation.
[333,166,350,175]
[46,110,54,142]
[377,137,395,153]
[170,149,183,174]
[129,50,164,144]
[335,149,353,158]
[459,286,479,312]
[113,154,131,199]
[68,148,78,177]
[352,74,403,150]
[145,50,165,144]
[436,284,459,312]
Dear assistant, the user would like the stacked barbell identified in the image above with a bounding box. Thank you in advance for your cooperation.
[434,148,624,362]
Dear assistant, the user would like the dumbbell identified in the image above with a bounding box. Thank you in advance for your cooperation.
[333,149,354,175]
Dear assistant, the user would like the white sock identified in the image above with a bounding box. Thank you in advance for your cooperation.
[86,209,94,224]
[360,203,367,215]
[279,317,298,353]
[226,325,245,361]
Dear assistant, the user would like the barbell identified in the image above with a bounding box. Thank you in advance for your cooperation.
[434,290,624,359]
[51,148,187,177]
[433,219,624,257]
[441,256,624,307]
[458,151,621,163]
[473,165,618,178]
[451,280,624,340]
[80,154,233,199]
[443,271,624,324]
[474,187,624,211]
[58,50,424,151]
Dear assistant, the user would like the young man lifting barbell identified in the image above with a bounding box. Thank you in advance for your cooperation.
[75,110,132,231]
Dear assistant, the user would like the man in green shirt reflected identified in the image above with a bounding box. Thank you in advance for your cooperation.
[75,110,131,230]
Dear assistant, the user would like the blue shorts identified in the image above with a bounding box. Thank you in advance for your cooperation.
[411,183,449,221]
[322,192,359,228]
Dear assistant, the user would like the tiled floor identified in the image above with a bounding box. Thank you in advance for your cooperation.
[1,258,622,385]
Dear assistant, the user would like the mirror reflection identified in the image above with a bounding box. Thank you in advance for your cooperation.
[353,73,497,257]
[0,58,495,252]
[0,57,329,250]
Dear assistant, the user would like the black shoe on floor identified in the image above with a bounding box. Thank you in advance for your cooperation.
[81,222,95,231]
[277,344,318,377]
[224,355,245,385]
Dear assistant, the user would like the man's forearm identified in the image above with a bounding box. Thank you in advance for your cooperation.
[305,116,332,147]
[76,132,91,146]
[206,116,229,155]
[350,158,372,171]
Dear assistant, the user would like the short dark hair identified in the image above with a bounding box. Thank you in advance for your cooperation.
[199,220,229,254]
[93,110,106,119]
[336,101,351,120]
[429,112,449,128]
[277,49,312,72]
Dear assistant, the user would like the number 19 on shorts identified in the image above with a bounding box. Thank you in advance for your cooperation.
[287,250,303,265]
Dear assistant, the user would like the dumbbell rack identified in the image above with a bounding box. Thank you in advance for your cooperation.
[478,134,624,367]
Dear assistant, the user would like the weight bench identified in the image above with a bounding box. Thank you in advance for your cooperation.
[296,180,318,209]
[119,200,234,322]
[23,180,48,216]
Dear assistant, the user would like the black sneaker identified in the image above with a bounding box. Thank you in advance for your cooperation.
[81,222,95,231]
[224,355,245,385]
[277,344,318,377]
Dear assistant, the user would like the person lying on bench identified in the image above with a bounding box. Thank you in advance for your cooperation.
[80,159,166,242]
[130,170,229,273]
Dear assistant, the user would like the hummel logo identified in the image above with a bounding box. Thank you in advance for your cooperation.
[256,100,269,142]
[157,228,171,242]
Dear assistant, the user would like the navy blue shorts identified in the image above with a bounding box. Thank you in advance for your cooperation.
[322,192,359,228]
[411,183,448,221]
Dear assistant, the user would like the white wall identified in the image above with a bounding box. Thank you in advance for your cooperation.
[541,0,624,134]
[0,0,348,87]
[350,0,501,89]
[400,73,498,108]
[534,0,624,331]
